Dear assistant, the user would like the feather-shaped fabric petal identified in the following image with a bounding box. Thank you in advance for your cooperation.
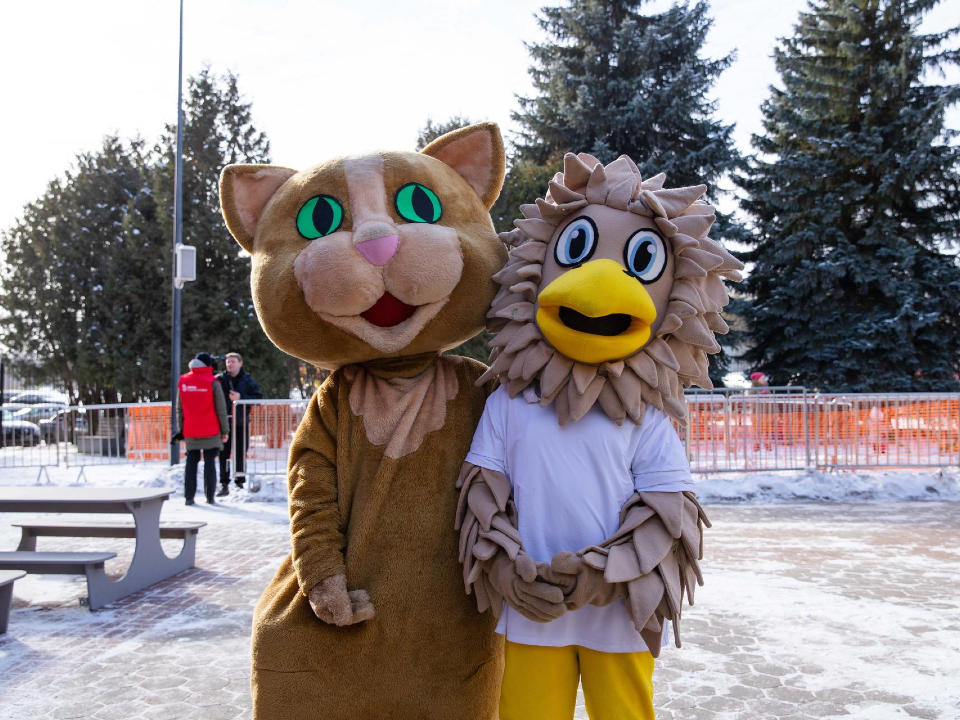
[682,247,724,272]
[674,257,708,278]
[572,363,598,394]
[597,382,627,426]
[652,184,706,217]
[503,322,542,356]
[520,203,542,220]
[585,163,609,204]
[640,172,666,191]
[563,153,593,190]
[514,218,556,242]
[513,241,548,263]
[541,352,574,398]
[493,302,536,323]
[626,351,659,388]
[548,180,586,205]
[606,178,636,210]
[645,338,681,371]
[671,214,715,240]
[521,342,554,381]
[568,375,605,422]
[603,360,624,377]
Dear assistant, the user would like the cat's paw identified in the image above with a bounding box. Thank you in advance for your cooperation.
[308,574,375,626]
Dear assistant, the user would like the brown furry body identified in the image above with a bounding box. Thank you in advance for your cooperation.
[219,124,509,719]
[251,356,502,719]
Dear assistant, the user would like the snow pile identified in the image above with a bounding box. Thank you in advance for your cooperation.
[0,462,289,503]
[115,463,290,504]
[695,468,960,503]
[3,464,960,506]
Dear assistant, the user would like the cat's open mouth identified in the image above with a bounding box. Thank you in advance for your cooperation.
[360,292,418,328]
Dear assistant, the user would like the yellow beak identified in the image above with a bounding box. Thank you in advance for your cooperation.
[536,259,657,364]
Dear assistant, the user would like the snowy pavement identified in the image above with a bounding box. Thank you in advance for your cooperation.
[642,501,960,720]
[0,472,958,719]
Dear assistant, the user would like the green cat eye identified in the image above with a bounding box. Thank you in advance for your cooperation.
[395,183,442,224]
[297,195,343,239]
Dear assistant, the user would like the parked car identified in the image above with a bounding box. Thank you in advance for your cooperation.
[3,390,67,407]
[2,403,66,427]
[1,409,41,447]
[39,408,88,444]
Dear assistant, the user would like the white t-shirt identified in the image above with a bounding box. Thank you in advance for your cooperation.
[465,385,694,653]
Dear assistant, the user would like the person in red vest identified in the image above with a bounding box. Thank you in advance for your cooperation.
[177,352,229,505]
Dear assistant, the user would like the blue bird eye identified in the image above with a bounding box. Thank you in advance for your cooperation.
[554,216,598,267]
[624,229,667,284]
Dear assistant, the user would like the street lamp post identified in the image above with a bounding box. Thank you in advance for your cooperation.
[169,0,185,465]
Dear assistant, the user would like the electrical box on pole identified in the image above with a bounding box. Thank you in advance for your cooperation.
[174,244,196,289]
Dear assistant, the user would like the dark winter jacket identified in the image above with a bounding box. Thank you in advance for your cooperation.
[217,369,263,422]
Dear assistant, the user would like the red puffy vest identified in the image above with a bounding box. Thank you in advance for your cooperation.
[178,367,221,438]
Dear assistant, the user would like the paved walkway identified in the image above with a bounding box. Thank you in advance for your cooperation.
[1,499,958,719]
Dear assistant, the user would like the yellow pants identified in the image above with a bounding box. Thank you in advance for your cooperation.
[499,641,655,720]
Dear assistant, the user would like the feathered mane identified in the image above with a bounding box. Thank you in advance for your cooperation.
[478,152,744,427]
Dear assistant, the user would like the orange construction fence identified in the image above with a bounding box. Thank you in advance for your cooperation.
[92,392,960,474]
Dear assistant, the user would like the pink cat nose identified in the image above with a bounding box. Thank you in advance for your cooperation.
[355,234,399,266]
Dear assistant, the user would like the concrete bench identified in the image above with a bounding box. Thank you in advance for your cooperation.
[0,569,25,633]
[0,551,116,609]
[14,522,207,551]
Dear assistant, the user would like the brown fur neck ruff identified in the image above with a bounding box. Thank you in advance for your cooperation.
[479,153,744,427]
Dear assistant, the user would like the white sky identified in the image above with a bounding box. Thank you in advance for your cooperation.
[0,0,957,233]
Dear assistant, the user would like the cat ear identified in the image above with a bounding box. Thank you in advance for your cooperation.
[420,122,505,210]
[220,164,297,253]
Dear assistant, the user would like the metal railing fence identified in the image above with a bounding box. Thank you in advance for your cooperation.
[681,387,811,473]
[811,393,959,470]
[1,392,959,480]
[230,399,309,484]
[0,402,173,480]
[680,389,960,473]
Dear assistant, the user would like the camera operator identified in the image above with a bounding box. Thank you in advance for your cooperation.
[216,352,262,495]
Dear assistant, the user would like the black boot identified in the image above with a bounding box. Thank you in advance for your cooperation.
[185,498,195,506]
[216,484,229,497]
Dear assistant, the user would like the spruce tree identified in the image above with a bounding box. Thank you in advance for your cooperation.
[513,0,742,200]
[0,69,289,401]
[735,0,960,391]
[509,0,747,381]
[154,67,292,396]
[415,115,475,151]
[0,137,160,403]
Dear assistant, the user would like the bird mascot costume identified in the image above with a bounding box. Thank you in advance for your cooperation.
[455,152,744,720]
[219,123,509,719]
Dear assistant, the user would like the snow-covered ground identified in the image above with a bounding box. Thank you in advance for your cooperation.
[696,467,960,503]
[3,461,959,505]
[1,463,959,719]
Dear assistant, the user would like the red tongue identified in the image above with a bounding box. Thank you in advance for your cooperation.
[361,293,417,328]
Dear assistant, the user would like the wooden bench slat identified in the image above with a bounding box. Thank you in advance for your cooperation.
[0,551,117,575]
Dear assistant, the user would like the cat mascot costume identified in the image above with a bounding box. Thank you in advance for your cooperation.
[455,152,744,720]
[219,124,510,719]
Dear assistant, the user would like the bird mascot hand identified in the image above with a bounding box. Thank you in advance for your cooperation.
[484,551,567,623]
[543,551,626,611]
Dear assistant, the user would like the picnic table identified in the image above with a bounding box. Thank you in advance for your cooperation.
[0,570,25,632]
[0,487,203,610]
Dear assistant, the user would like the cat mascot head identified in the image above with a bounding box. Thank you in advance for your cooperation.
[219,123,507,368]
